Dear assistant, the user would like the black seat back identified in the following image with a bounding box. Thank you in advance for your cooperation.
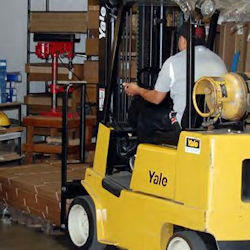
[181,95,204,129]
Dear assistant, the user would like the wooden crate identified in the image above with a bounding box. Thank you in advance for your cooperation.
[29,12,88,33]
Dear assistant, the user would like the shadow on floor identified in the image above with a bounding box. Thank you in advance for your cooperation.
[0,220,118,250]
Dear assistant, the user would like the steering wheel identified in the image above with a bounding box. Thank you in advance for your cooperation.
[137,67,160,89]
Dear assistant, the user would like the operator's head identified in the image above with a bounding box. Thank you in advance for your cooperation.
[177,22,206,51]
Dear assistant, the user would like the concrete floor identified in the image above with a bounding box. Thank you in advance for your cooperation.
[0,219,117,250]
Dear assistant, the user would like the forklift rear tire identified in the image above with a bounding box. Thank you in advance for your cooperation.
[167,231,208,250]
[67,196,106,250]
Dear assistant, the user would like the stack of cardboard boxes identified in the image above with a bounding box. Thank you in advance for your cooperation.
[83,0,100,115]
[218,22,250,73]
[0,162,87,226]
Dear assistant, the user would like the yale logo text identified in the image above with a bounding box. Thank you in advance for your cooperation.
[99,6,107,39]
[185,136,201,154]
[149,170,168,187]
[186,138,200,148]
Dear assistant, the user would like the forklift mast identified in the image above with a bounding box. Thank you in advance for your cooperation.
[98,0,183,125]
[98,0,218,129]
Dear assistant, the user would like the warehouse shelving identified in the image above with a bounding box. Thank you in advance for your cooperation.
[26,0,87,115]
[0,102,22,163]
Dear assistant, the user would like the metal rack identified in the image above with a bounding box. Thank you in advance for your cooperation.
[60,81,87,229]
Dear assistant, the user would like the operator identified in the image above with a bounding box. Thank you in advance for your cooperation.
[123,22,227,139]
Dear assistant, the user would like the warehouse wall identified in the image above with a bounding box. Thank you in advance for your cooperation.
[0,0,87,118]
[0,0,27,106]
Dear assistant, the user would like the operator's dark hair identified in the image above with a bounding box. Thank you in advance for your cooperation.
[177,22,206,46]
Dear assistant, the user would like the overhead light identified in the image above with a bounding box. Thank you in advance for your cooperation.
[196,0,216,18]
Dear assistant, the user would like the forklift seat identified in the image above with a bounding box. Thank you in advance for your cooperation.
[181,95,205,130]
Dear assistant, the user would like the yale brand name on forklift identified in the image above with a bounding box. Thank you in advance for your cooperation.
[99,6,107,39]
[149,170,168,187]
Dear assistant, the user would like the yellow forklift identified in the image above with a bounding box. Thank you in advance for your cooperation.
[64,1,250,249]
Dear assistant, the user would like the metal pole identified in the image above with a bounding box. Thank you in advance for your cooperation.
[51,54,58,112]
[103,5,126,124]
[186,18,195,129]
[17,103,22,158]
[27,0,31,100]
[128,8,132,82]
[141,6,145,83]
[127,7,133,116]
[149,4,153,87]
[80,84,86,163]
[124,10,129,121]
[159,4,164,67]
[120,15,126,122]
[60,85,70,229]
[46,0,49,11]
[207,10,220,50]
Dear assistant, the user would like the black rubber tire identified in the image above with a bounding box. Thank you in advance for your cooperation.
[67,196,106,250]
[167,231,208,250]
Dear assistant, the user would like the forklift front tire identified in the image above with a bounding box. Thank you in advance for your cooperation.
[167,231,208,250]
[67,196,106,250]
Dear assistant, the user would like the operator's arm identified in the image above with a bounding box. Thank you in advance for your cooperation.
[123,82,167,105]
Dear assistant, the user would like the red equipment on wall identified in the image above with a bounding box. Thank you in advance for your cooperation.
[35,41,75,117]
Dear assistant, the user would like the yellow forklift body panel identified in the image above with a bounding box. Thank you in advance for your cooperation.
[83,168,206,250]
[92,123,111,177]
[82,124,250,249]
[130,143,177,199]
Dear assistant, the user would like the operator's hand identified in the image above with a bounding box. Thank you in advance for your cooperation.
[123,82,140,96]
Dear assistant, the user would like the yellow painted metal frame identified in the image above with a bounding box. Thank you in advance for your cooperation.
[81,123,250,250]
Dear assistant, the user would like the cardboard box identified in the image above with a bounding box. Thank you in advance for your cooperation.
[245,24,250,72]
[88,0,99,12]
[24,94,74,107]
[86,84,97,103]
[86,38,99,56]
[88,0,99,6]
[218,22,249,72]
[89,5,99,11]
[0,163,88,225]
[26,63,84,81]
[84,61,99,83]
[87,10,99,30]
[73,83,97,104]
[29,12,88,33]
